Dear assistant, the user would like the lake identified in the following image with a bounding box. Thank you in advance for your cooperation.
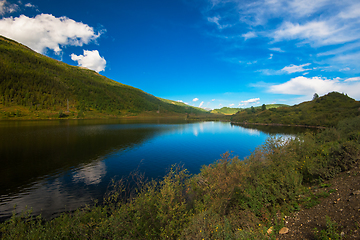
[0,119,312,222]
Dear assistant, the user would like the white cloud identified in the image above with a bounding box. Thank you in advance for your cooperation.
[177,100,183,102]
[199,101,204,107]
[207,15,230,29]
[269,47,285,52]
[211,99,215,101]
[281,63,312,74]
[240,60,257,65]
[259,63,312,75]
[345,77,360,82]
[268,76,360,98]
[338,3,360,19]
[269,53,273,59]
[229,103,235,107]
[271,20,354,46]
[71,50,106,73]
[193,98,199,102]
[239,97,260,106]
[25,3,35,8]
[0,14,102,54]
[242,31,257,40]
[0,0,19,15]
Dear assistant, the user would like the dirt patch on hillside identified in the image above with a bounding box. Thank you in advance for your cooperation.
[278,162,360,240]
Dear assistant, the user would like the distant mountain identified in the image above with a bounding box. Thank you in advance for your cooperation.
[211,104,288,115]
[0,36,206,119]
[231,92,360,127]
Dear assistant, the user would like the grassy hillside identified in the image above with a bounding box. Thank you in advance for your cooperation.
[231,92,360,127]
[0,35,206,119]
[211,104,288,115]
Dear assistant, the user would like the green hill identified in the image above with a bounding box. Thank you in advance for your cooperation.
[0,35,207,119]
[231,92,360,127]
[211,104,288,115]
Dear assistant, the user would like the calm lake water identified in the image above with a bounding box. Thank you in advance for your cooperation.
[0,119,312,222]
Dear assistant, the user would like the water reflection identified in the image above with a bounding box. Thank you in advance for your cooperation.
[0,120,309,222]
[73,160,107,185]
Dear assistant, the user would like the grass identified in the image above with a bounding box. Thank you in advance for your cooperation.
[314,216,342,240]
[1,116,359,239]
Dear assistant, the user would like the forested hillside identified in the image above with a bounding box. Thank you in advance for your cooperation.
[231,92,360,127]
[211,104,288,115]
[0,35,207,119]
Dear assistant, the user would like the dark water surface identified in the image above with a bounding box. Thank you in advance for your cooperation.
[0,119,312,221]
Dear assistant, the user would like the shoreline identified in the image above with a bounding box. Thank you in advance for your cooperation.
[231,121,326,129]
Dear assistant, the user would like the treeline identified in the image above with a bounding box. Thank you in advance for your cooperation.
[231,92,360,127]
[0,35,206,117]
[211,104,288,115]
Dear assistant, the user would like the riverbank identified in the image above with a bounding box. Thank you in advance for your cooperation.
[231,121,326,129]
[0,104,231,122]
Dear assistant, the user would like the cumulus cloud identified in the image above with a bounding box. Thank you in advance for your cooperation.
[193,98,199,102]
[199,101,204,107]
[71,50,106,73]
[239,97,260,106]
[268,76,360,98]
[212,99,215,101]
[281,63,312,74]
[0,14,102,54]
[229,103,235,107]
[269,53,273,59]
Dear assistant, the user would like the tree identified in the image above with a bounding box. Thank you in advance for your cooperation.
[251,106,255,113]
[262,104,266,111]
[313,93,319,101]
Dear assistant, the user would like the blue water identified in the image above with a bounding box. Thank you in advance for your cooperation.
[0,120,300,221]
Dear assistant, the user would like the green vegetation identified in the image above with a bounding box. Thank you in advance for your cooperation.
[231,92,360,127]
[0,35,207,120]
[211,107,243,115]
[314,216,342,240]
[211,104,288,115]
[1,115,359,239]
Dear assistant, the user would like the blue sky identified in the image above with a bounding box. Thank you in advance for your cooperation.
[1,0,360,110]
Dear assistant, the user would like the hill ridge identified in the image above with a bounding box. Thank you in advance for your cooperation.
[0,35,208,119]
[231,92,360,127]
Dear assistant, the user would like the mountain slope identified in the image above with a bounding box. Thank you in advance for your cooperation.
[0,35,206,119]
[231,92,360,127]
